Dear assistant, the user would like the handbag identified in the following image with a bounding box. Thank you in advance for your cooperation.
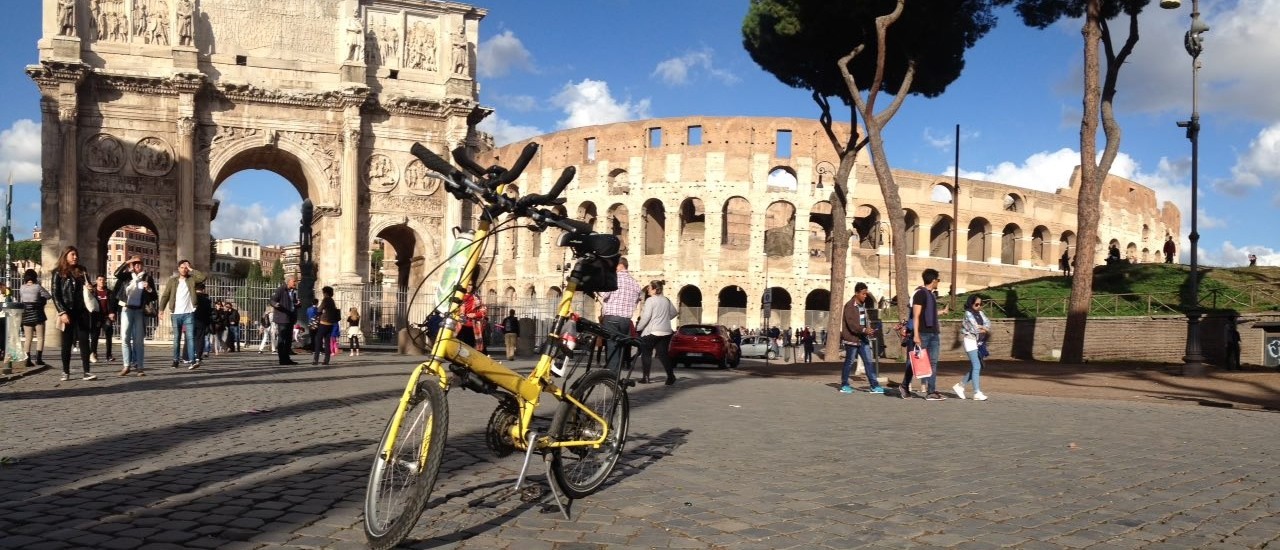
[908,346,933,379]
[83,277,99,313]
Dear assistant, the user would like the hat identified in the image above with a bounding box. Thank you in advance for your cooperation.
[126,255,143,265]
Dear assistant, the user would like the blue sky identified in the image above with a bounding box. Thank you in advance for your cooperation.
[1,1,1277,266]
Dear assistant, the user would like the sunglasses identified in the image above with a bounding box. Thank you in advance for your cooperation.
[973,302,984,307]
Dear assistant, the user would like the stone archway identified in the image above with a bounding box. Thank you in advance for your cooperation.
[30,0,486,347]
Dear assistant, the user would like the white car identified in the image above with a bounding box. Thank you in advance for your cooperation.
[737,335,778,359]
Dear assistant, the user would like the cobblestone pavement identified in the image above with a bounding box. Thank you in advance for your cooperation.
[2,352,1277,549]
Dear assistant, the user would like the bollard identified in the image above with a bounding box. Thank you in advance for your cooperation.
[2,302,23,375]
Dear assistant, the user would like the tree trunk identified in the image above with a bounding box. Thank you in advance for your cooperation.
[1061,0,1103,364]
[863,131,910,322]
[824,159,852,360]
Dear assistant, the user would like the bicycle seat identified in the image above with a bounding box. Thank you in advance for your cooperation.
[559,232,620,258]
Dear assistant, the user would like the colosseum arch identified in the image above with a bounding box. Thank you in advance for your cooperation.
[904,209,920,255]
[804,289,831,329]
[677,285,703,325]
[95,207,164,277]
[31,0,483,320]
[967,217,991,262]
[576,201,599,229]
[807,200,832,263]
[608,168,630,195]
[765,287,793,328]
[1126,242,1138,262]
[607,203,630,255]
[931,183,955,203]
[1061,230,1077,257]
[679,198,705,270]
[718,285,748,328]
[767,166,798,191]
[854,204,881,249]
[1031,225,1051,265]
[1003,192,1024,213]
[1001,223,1022,265]
[764,201,796,257]
[642,198,666,256]
[930,215,953,258]
[722,196,751,250]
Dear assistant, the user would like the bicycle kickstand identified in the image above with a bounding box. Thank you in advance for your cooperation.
[512,430,572,519]
[542,454,573,520]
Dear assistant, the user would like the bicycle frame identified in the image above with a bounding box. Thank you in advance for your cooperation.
[379,216,611,469]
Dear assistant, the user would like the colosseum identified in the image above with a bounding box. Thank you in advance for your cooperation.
[473,116,1180,331]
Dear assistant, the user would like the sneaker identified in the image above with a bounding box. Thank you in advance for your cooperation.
[171,360,180,369]
[189,360,201,370]
[868,387,886,394]
[60,374,71,381]
[118,366,131,376]
[840,385,854,394]
[953,383,967,400]
[973,392,988,401]
[925,392,946,401]
[82,373,98,381]
[898,385,910,399]
[89,353,98,363]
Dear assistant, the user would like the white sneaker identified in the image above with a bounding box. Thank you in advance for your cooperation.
[89,353,98,363]
[60,374,71,381]
[953,383,966,400]
[973,392,988,401]
[82,373,98,381]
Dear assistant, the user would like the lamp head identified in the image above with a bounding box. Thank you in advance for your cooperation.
[1160,0,1181,8]
[1189,14,1210,35]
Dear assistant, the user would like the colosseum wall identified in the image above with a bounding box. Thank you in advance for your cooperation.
[472,116,1180,331]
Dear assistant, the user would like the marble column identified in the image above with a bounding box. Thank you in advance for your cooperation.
[338,101,362,281]
[57,103,78,251]
[176,115,196,265]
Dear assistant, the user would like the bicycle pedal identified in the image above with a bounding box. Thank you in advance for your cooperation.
[519,485,546,503]
[619,378,636,388]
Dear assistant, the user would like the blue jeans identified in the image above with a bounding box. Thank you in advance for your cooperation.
[841,342,879,389]
[901,331,940,393]
[121,308,146,369]
[601,315,632,373]
[171,312,195,363]
[962,349,983,393]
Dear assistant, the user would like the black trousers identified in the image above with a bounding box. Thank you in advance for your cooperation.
[194,322,208,360]
[276,322,294,363]
[90,312,113,360]
[313,325,332,364]
[61,309,93,374]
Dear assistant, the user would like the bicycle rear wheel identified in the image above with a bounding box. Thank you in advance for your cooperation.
[364,380,448,550]
[548,370,629,499]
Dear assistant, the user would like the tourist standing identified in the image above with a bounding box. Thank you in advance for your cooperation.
[346,307,362,356]
[839,282,883,394]
[19,269,52,368]
[271,276,301,365]
[598,257,642,374]
[257,306,274,353]
[953,294,990,401]
[312,286,340,365]
[635,280,678,385]
[192,283,213,367]
[900,268,949,400]
[113,256,156,376]
[51,246,97,381]
[1163,236,1176,263]
[458,281,486,349]
[159,259,204,369]
[501,308,520,361]
[227,302,241,352]
[801,327,815,363]
[88,275,115,363]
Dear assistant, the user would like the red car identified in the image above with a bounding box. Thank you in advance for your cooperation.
[669,324,740,369]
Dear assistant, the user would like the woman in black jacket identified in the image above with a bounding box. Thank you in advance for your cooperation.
[51,246,96,381]
[312,286,341,365]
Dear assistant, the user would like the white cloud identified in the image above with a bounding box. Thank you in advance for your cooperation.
[477,30,534,78]
[922,127,980,152]
[953,147,1081,193]
[492,93,538,113]
[1220,121,1280,196]
[1200,241,1279,268]
[0,119,42,184]
[552,79,651,130]
[651,48,739,87]
[210,198,301,246]
[1117,0,1280,121]
[477,115,544,147]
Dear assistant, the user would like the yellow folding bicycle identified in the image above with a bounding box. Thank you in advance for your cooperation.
[363,142,633,549]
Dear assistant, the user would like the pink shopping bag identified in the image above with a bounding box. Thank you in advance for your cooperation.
[908,347,933,379]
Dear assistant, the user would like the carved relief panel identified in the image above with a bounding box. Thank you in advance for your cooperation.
[402,159,442,197]
[404,16,438,71]
[133,136,176,176]
[84,133,125,173]
[364,153,398,193]
[365,11,402,68]
[198,0,338,62]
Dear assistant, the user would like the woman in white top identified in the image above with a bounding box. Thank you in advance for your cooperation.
[954,294,991,401]
[634,280,678,385]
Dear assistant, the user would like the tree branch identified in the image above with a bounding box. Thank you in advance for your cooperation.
[874,59,915,127]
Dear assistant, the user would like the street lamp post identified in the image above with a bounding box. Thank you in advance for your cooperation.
[1162,0,1210,376]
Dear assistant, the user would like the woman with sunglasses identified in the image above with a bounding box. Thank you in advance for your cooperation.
[954,294,990,400]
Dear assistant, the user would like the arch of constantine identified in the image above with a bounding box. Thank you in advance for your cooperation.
[477,117,1181,330]
[29,0,483,345]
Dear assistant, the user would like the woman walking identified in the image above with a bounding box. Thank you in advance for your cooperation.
[19,269,52,368]
[257,306,275,353]
[635,280,678,385]
[346,307,362,356]
[312,286,340,365]
[51,246,96,381]
[953,294,990,401]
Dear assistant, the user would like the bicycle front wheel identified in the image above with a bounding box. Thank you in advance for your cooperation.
[549,370,629,499]
[364,380,448,550]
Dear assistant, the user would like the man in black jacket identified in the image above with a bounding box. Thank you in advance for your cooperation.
[271,276,301,365]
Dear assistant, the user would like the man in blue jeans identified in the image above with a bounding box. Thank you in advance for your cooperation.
[597,257,642,373]
[900,268,949,400]
[159,259,206,369]
[840,282,883,394]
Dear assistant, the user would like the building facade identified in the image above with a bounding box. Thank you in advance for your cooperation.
[103,224,162,279]
[475,117,1180,330]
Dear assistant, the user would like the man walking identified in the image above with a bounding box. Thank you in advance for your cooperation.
[501,308,520,361]
[271,275,301,365]
[113,256,156,376]
[900,268,949,401]
[1163,236,1176,264]
[597,257,641,373]
[159,259,205,369]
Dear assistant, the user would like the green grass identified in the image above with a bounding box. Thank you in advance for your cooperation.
[951,263,1280,319]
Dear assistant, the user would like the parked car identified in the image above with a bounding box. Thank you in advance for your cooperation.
[737,335,777,359]
[669,324,740,368]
